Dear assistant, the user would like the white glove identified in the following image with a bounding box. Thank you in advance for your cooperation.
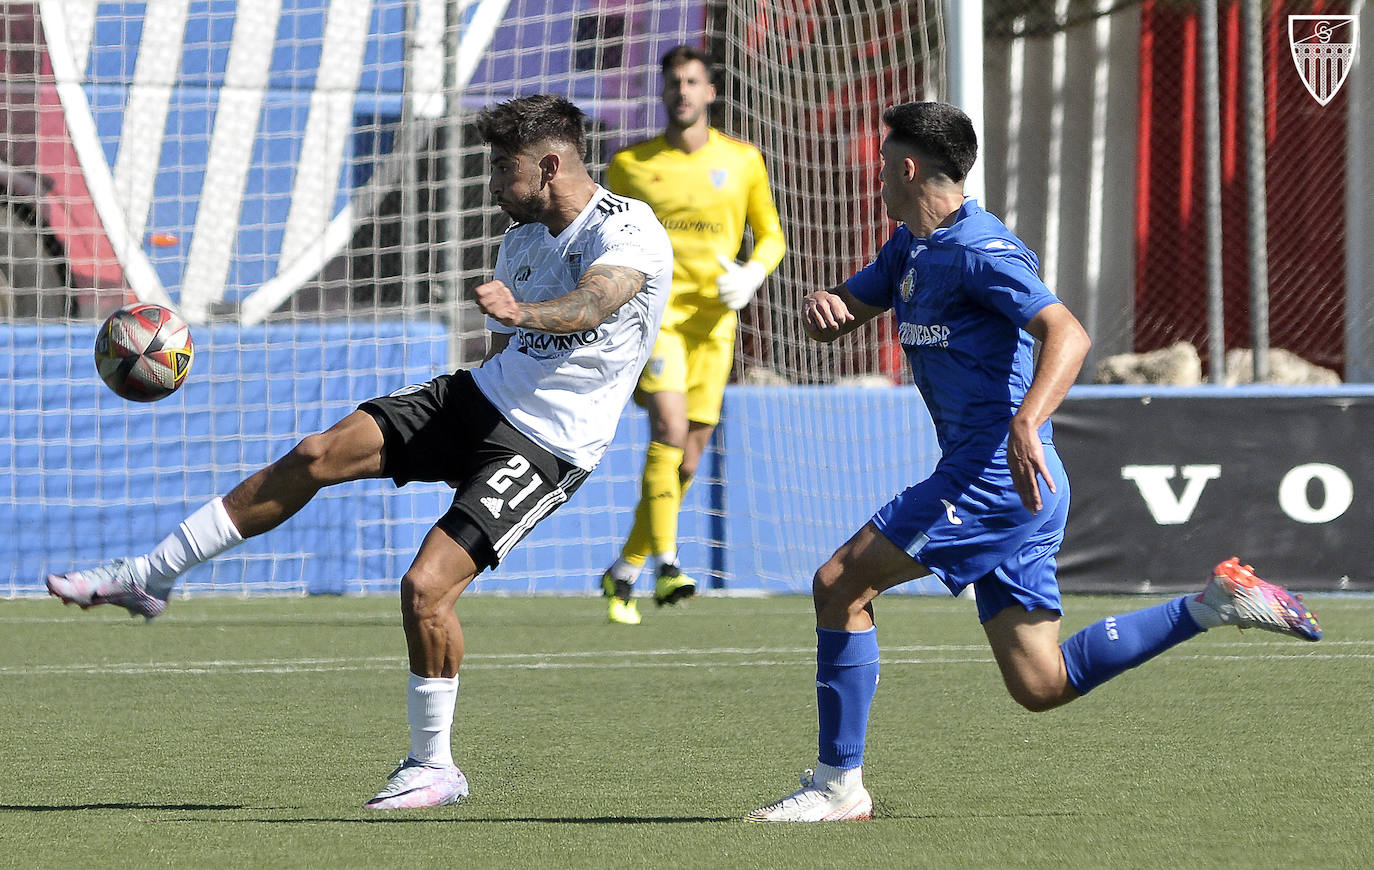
[714,254,767,311]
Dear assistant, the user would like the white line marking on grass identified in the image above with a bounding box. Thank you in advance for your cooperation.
[1169,653,1374,662]
[0,657,990,677]
[0,640,1366,677]
[0,615,135,625]
[0,656,401,676]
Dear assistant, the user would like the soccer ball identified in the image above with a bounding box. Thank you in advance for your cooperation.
[94,303,195,402]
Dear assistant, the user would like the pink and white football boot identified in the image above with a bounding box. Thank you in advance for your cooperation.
[364,758,469,810]
[46,558,166,620]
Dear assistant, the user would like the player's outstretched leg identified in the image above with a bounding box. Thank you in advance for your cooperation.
[46,496,243,620]
[364,758,469,810]
[45,557,166,620]
[745,766,873,823]
[1057,556,1321,700]
[46,411,384,621]
[1194,557,1322,640]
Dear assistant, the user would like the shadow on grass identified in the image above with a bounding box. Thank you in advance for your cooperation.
[0,802,251,812]
[0,796,1095,824]
[160,814,740,825]
[155,809,1094,825]
[128,616,399,629]
[3,806,1096,824]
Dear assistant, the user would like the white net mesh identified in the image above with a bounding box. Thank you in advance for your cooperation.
[1,0,949,598]
[722,0,945,385]
[4,1,456,596]
[468,0,949,594]
[706,0,948,593]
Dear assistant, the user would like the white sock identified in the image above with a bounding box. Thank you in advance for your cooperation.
[814,761,864,793]
[142,497,245,599]
[610,557,643,585]
[1185,593,1223,629]
[408,673,458,766]
[654,552,678,570]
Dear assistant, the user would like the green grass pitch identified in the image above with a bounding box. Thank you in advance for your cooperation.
[2,593,1370,869]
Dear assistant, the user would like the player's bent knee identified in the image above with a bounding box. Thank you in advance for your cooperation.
[811,562,865,612]
[280,437,335,487]
[678,456,700,481]
[1010,690,1060,713]
[400,570,455,619]
[400,552,475,615]
[288,432,330,468]
[811,565,838,604]
[1003,675,1074,712]
[287,428,372,485]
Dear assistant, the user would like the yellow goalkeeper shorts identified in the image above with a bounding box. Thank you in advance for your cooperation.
[637,315,735,426]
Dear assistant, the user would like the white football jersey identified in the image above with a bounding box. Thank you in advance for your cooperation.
[470,186,672,470]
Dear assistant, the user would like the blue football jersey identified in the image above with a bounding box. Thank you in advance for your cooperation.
[847,200,1060,455]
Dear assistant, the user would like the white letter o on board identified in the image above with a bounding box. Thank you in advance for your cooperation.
[1277,463,1353,524]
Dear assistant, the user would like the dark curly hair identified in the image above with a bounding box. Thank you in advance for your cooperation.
[475,94,587,158]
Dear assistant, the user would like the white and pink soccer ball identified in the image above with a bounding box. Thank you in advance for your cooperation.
[93,303,195,402]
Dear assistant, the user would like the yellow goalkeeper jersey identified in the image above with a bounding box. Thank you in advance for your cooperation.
[606,129,785,322]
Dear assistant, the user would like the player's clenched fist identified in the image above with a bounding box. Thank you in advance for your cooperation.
[475,280,521,327]
[802,289,854,342]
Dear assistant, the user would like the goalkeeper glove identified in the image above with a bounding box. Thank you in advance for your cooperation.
[714,254,767,311]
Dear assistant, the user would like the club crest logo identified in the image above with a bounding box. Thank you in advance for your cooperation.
[1288,16,1359,106]
[899,268,916,302]
[710,169,728,189]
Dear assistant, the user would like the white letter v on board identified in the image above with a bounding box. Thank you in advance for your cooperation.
[1120,465,1222,525]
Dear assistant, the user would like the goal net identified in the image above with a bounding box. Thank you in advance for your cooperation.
[460,0,951,596]
[0,0,949,599]
[3,0,458,598]
[711,0,949,592]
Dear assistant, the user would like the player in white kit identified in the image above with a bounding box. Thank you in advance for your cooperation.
[46,95,673,810]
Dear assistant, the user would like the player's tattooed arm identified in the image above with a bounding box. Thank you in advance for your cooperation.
[474,265,647,334]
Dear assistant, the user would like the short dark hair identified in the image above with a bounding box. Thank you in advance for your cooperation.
[661,44,713,78]
[881,101,977,183]
[475,94,587,157]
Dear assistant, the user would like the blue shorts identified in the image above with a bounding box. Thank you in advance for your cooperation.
[871,444,1069,623]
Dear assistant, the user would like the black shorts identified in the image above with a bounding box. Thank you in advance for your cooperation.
[359,369,588,569]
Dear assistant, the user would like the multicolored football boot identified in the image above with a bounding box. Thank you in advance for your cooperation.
[1197,557,1322,641]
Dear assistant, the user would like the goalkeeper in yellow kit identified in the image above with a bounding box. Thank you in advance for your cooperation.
[600,45,786,624]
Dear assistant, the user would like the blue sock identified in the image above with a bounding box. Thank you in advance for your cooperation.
[1061,596,1203,695]
[816,627,880,769]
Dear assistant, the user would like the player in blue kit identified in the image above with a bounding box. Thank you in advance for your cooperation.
[746,101,1322,823]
